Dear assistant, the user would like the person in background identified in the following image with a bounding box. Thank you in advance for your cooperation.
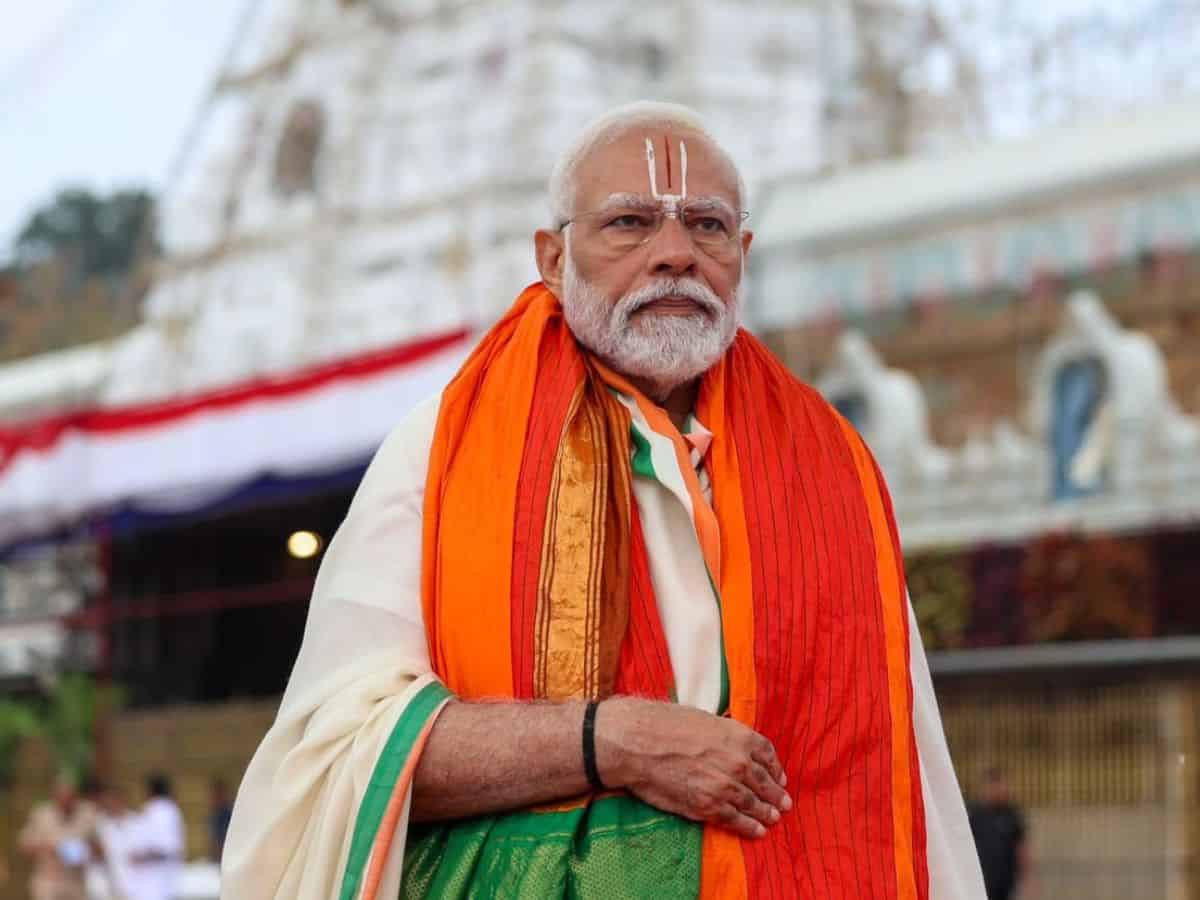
[968,767,1029,900]
[85,782,137,900]
[207,778,233,863]
[18,773,98,900]
[126,774,184,900]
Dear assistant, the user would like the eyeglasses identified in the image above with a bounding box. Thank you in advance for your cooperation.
[558,198,749,259]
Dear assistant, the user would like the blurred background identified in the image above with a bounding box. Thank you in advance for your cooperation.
[1,1,1199,897]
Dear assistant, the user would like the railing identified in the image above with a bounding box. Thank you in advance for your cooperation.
[936,669,1200,900]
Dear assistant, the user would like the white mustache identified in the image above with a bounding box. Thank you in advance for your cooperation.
[617,278,725,321]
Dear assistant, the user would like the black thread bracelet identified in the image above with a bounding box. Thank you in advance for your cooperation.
[582,700,605,792]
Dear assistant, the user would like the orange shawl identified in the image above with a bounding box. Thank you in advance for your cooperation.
[421,284,929,899]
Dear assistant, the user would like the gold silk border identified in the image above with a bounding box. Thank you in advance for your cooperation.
[534,381,633,701]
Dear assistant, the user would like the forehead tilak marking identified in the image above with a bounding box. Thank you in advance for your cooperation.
[644,136,688,211]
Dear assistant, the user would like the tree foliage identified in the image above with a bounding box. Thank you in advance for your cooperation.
[0,700,41,784]
[14,187,157,282]
[1,188,157,362]
[0,675,123,785]
[38,673,124,784]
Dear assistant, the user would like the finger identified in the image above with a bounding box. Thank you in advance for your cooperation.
[724,782,782,830]
[749,735,787,788]
[716,803,768,840]
[746,762,793,813]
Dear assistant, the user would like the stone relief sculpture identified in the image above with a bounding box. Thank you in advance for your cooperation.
[817,290,1200,548]
[1030,291,1200,500]
[816,330,952,489]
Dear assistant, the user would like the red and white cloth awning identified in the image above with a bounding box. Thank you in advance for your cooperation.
[0,330,473,549]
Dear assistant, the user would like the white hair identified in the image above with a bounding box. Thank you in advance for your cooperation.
[548,100,746,224]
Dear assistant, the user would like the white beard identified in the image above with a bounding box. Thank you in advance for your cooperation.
[561,256,741,400]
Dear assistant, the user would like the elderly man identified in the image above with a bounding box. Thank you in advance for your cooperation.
[224,101,985,899]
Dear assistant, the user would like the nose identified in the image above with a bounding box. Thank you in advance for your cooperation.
[645,216,698,277]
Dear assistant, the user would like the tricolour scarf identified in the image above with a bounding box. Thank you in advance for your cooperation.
[421,284,928,899]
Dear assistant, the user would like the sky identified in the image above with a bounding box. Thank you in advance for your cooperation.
[0,0,248,255]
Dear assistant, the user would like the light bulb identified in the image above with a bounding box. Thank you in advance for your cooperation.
[287,530,322,560]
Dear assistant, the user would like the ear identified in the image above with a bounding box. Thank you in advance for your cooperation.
[740,229,754,257]
[535,229,567,298]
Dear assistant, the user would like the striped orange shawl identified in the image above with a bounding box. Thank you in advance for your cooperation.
[421,283,929,899]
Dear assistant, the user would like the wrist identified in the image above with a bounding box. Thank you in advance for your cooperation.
[592,696,634,789]
[581,701,605,791]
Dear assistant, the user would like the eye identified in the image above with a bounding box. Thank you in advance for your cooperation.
[605,213,653,229]
[690,216,729,235]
